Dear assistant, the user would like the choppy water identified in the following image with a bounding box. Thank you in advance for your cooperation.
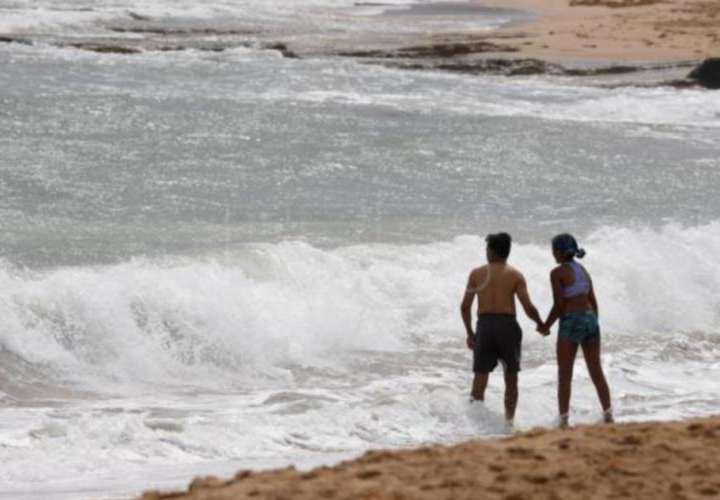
[1,1,719,498]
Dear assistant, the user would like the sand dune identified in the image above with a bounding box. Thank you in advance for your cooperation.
[141,416,720,500]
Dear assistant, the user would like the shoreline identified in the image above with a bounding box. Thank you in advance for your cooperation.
[0,0,716,86]
[326,0,718,86]
[142,415,720,499]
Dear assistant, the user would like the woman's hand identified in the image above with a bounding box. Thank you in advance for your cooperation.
[537,322,550,336]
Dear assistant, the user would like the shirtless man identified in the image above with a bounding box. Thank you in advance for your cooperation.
[460,232,544,427]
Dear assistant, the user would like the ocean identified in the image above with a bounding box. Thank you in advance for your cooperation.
[1,0,719,498]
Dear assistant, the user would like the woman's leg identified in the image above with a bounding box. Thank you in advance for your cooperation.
[581,337,612,421]
[557,338,579,427]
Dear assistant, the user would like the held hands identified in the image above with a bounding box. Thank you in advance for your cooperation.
[536,321,550,337]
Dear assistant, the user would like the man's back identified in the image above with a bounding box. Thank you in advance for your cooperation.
[460,232,543,425]
[468,263,521,315]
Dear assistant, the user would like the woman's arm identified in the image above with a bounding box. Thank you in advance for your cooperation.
[543,268,565,331]
[588,276,599,317]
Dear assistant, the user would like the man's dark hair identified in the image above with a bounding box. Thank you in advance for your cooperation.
[485,232,512,259]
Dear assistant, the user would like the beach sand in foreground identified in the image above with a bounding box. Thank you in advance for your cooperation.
[142,415,720,499]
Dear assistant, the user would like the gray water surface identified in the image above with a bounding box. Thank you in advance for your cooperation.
[1,47,718,267]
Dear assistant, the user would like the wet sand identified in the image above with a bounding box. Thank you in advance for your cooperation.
[141,416,720,500]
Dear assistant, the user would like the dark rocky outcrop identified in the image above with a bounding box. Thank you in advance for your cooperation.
[338,40,517,59]
[565,61,696,76]
[333,36,703,80]
[687,58,720,89]
[569,0,662,6]
[368,53,704,82]
[372,56,695,77]
[564,65,641,76]
[383,57,563,76]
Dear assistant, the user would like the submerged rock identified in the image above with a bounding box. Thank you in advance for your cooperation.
[107,26,258,36]
[263,42,300,59]
[687,58,720,89]
[66,43,142,54]
[127,11,152,21]
[0,35,33,45]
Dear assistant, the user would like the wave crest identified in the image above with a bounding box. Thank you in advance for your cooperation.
[1,222,719,398]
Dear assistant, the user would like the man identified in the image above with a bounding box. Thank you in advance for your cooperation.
[460,232,544,428]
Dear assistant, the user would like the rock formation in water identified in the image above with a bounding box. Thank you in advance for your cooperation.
[688,58,720,89]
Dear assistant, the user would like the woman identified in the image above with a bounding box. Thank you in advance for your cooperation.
[541,234,613,428]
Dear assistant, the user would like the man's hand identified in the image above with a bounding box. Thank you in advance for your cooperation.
[536,322,550,336]
[466,333,475,350]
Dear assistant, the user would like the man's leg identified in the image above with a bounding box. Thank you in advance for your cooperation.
[471,372,489,401]
[503,370,518,422]
[471,322,493,401]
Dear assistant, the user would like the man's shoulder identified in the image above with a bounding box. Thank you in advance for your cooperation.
[505,264,525,279]
[469,265,487,279]
[470,264,488,274]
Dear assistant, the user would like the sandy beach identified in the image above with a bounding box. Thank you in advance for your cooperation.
[477,0,719,63]
[142,416,720,500]
[315,0,719,84]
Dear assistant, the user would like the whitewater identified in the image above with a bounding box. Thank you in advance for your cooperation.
[0,0,719,498]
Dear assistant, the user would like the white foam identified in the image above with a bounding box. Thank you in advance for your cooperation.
[0,0,433,35]
[0,222,719,397]
[270,66,720,128]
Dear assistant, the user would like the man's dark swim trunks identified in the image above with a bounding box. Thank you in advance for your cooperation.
[473,314,522,374]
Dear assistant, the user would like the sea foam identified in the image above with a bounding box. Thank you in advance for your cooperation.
[1,222,719,399]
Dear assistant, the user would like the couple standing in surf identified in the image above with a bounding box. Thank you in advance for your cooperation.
[460,232,613,429]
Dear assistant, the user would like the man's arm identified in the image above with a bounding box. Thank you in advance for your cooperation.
[460,271,476,349]
[515,273,543,329]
